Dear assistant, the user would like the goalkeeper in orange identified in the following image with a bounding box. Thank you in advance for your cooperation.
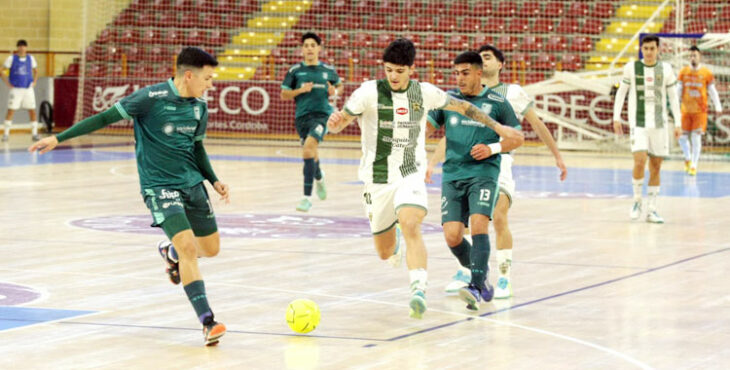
[677,46,723,176]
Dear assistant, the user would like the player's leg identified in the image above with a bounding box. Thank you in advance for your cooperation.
[23,88,39,140]
[365,183,403,266]
[630,127,649,220]
[689,113,706,175]
[309,114,328,200]
[645,128,668,224]
[3,90,20,141]
[185,183,221,258]
[442,180,472,294]
[492,192,513,299]
[678,113,692,172]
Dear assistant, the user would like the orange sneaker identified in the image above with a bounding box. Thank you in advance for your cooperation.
[203,321,226,346]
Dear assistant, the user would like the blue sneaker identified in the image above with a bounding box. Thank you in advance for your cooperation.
[458,283,494,311]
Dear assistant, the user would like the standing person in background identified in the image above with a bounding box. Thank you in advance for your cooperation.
[281,32,343,212]
[613,34,681,224]
[677,45,723,176]
[2,40,39,141]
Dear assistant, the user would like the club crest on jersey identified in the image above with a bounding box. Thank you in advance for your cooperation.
[193,106,201,120]
[411,102,422,112]
[323,72,328,79]
[396,107,409,115]
[449,116,459,126]
[481,103,493,114]
[162,122,175,135]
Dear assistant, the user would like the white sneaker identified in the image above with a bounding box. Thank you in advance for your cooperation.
[409,289,426,319]
[494,276,513,299]
[444,267,471,294]
[646,211,664,224]
[387,224,403,268]
[630,201,642,220]
[32,134,40,141]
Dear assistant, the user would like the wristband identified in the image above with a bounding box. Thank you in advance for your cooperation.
[487,142,502,156]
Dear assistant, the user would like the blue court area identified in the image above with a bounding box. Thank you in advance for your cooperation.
[0,306,97,331]
[3,146,729,198]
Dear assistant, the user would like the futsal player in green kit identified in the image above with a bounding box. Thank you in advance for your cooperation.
[281,32,343,212]
[29,47,228,346]
[427,51,523,310]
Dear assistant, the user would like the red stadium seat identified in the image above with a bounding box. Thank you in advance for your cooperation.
[135,11,156,27]
[319,49,336,65]
[158,11,178,27]
[473,2,493,17]
[142,28,161,44]
[434,52,456,68]
[331,0,351,14]
[712,20,730,33]
[556,18,579,34]
[560,53,582,71]
[353,0,376,14]
[414,50,431,67]
[482,17,505,33]
[386,15,411,31]
[374,33,394,48]
[97,29,113,44]
[152,0,172,11]
[519,36,543,51]
[402,33,420,47]
[534,52,556,70]
[507,18,529,33]
[124,46,146,62]
[238,0,257,13]
[206,30,228,46]
[338,14,363,30]
[86,63,106,77]
[375,0,401,14]
[545,35,568,51]
[352,32,372,47]
[116,28,139,44]
[525,72,545,85]
[130,63,150,77]
[685,20,708,34]
[566,2,589,18]
[148,46,171,62]
[593,2,615,18]
[696,4,717,18]
[365,14,386,30]
[114,10,136,26]
[186,29,206,45]
[449,0,470,16]
[270,48,289,64]
[280,32,300,47]
[362,50,381,66]
[581,19,604,34]
[494,1,517,17]
[459,17,482,33]
[435,16,457,32]
[510,52,531,68]
[402,0,424,15]
[335,49,359,66]
[164,29,184,45]
[351,68,370,83]
[109,63,125,78]
[719,6,730,20]
[570,37,593,52]
[319,15,338,29]
[543,1,564,18]
[444,34,469,51]
[412,16,434,32]
[518,1,541,17]
[496,35,517,51]
[421,34,444,50]
[424,2,445,15]
[533,18,555,33]
[180,11,201,28]
[328,32,349,48]
[296,14,317,29]
[472,35,492,50]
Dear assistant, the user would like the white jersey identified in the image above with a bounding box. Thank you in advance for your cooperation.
[344,79,449,184]
[613,60,681,129]
[490,83,533,122]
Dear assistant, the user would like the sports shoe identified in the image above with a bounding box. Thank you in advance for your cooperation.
[630,201,642,220]
[409,289,426,319]
[203,321,226,346]
[32,134,40,141]
[444,267,471,294]
[494,276,512,299]
[646,210,664,224]
[684,160,691,173]
[688,167,697,176]
[458,283,494,311]
[387,224,403,268]
[1,135,7,142]
[157,240,180,285]
[296,198,312,212]
[315,170,327,200]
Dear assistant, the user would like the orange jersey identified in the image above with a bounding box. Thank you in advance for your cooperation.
[678,66,714,114]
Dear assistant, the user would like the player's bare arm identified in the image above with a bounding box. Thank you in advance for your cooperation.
[280,82,314,100]
[444,98,524,144]
[28,135,59,154]
[524,108,567,181]
[213,181,230,204]
[426,136,446,184]
[327,110,356,134]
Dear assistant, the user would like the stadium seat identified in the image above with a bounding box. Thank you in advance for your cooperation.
[338,14,364,29]
[387,15,411,31]
[459,16,482,32]
[402,33,420,47]
[152,0,173,11]
[97,29,113,44]
[507,18,529,33]
[473,2,493,17]
[510,52,531,67]
[375,0,401,14]
[543,1,564,17]
[374,33,394,48]
[116,28,139,44]
[237,0,258,13]
[280,32,300,47]
[412,16,434,32]
[275,66,290,81]
[142,28,161,44]
[496,35,518,51]
[331,0,351,14]
[719,6,730,20]
[685,20,708,34]
[113,10,136,26]
[414,50,431,67]
[362,50,381,66]
[545,35,568,51]
[270,48,289,64]
[135,11,156,27]
[518,1,541,18]
[435,16,457,32]
[296,14,317,29]
[712,20,730,33]
[593,2,615,18]
[186,29,206,45]
[365,14,386,30]
[86,63,106,77]
[328,32,349,48]
[351,68,370,82]
[319,15,338,29]
[110,63,125,78]
[131,63,152,78]
[125,46,146,62]
[449,0,470,16]
[206,30,228,46]
[534,52,556,70]
[495,1,517,17]
[148,46,171,62]
[581,19,604,34]
[566,2,589,18]
[421,34,444,50]
[335,49,359,66]
[556,18,579,34]
[560,53,582,71]
[533,18,555,33]
[85,45,102,61]
[445,35,468,51]
[180,11,201,28]
[696,4,717,18]
[65,63,80,76]
[353,0,376,14]
[424,1,445,15]
[472,35,492,50]
[525,72,545,85]
[402,0,424,15]
[519,36,543,51]
[198,12,222,28]
[352,32,372,47]
[482,17,505,33]
[434,52,456,68]
[164,29,184,45]
[570,37,593,52]
[320,49,336,65]
[158,11,178,27]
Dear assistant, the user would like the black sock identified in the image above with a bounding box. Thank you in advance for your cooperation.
[449,238,471,268]
[183,280,214,325]
[314,160,322,181]
[470,234,491,289]
[303,158,315,196]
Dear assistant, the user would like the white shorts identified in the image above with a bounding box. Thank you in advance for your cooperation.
[497,153,515,207]
[7,87,36,110]
[630,126,669,157]
[362,174,428,234]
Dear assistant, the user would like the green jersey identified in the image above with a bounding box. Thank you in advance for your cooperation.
[281,61,341,118]
[428,87,521,183]
[114,78,208,190]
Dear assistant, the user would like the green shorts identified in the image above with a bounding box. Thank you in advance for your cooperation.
[295,112,329,144]
[441,177,500,225]
[143,182,218,239]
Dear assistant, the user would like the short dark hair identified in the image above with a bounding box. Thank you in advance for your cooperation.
[690,45,700,53]
[301,32,321,45]
[477,44,505,64]
[176,47,218,72]
[640,34,660,47]
[16,39,27,47]
[383,38,416,66]
[453,51,483,68]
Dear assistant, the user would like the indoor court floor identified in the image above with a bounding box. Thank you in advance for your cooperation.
[1,134,729,369]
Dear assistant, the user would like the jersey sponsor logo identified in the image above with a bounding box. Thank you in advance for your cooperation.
[379,120,393,129]
[378,104,393,110]
[646,77,654,83]
[194,106,201,120]
[487,94,505,102]
[396,107,409,115]
[148,90,169,98]
[164,105,176,111]
[159,189,180,200]
[161,200,183,209]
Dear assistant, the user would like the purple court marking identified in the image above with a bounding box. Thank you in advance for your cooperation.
[70,214,442,239]
[0,282,42,306]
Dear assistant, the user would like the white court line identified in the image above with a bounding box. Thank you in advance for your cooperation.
[0,309,104,335]
[0,267,652,368]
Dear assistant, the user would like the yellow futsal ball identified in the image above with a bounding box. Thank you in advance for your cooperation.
[286,299,320,334]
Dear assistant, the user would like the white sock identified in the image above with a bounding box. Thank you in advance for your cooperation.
[690,131,702,168]
[632,178,644,202]
[409,268,427,293]
[3,120,10,136]
[496,249,512,277]
[31,121,38,136]
[647,186,660,212]
[678,133,691,162]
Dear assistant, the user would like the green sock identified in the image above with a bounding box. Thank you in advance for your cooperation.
[470,234,491,289]
[449,238,471,268]
[183,280,214,325]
